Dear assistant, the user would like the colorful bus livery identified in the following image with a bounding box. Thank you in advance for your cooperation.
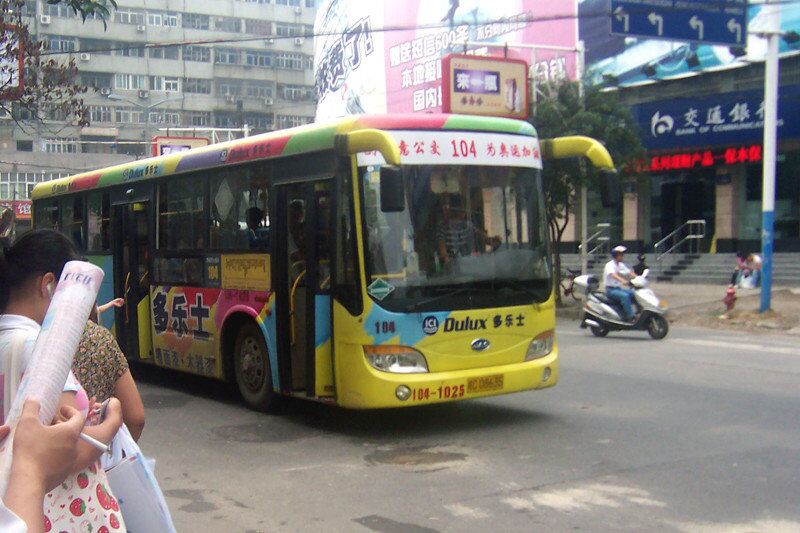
[32,114,614,410]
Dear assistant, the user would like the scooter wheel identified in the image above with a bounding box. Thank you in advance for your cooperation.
[590,325,609,337]
[647,315,669,340]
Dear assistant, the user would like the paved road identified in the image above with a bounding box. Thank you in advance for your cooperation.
[136,323,800,532]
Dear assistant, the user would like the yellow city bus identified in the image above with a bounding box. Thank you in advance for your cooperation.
[32,114,613,410]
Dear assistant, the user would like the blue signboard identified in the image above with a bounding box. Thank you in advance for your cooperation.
[630,84,800,150]
[611,1,748,46]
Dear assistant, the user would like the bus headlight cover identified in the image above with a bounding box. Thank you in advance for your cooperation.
[364,345,429,373]
[525,330,554,361]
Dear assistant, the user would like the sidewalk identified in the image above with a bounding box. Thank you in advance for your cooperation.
[556,282,800,336]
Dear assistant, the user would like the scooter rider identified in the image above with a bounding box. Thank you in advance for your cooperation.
[604,245,637,322]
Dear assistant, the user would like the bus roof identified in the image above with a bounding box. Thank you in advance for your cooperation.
[32,114,536,201]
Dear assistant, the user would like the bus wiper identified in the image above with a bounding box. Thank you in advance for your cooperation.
[409,286,472,311]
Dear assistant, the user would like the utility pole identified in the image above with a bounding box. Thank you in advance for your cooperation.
[760,0,780,312]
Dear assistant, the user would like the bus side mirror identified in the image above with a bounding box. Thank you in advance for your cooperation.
[380,166,405,212]
[599,169,620,209]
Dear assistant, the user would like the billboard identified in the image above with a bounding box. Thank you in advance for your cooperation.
[314,0,578,120]
[151,136,210,157]
[580,0,800,87]
[442,54,529,119]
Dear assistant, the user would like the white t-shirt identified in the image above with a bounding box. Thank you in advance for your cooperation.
[604,259,630,289]
[0,500,26,532]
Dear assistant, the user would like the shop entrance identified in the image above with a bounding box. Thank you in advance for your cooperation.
[656,172,715,252]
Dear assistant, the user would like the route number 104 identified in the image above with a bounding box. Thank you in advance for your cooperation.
[451,139,477,158]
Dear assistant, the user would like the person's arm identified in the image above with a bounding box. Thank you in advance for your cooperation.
[97,298,125,315]
[114,370,145,441]
[3,400,85,533]
[58,392,122,473]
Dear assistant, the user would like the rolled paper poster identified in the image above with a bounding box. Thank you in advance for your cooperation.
[0,260,104,495]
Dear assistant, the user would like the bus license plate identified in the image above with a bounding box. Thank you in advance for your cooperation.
[467,374,504,393]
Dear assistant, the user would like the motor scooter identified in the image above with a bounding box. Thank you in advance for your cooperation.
[574,269,669,339]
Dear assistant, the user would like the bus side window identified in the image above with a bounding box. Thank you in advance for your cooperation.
[209,169,269,251]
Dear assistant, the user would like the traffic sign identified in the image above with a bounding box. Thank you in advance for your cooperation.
[611,1,748,46]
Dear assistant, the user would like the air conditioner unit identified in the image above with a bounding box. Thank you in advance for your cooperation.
[294,37,304,46]
[39,14,51,25]
[294,7,302,14]
[137,89,149,99]
[225,95,236,103]
[264,98,274,106]
[265,38,275,45]
[99,87,112,96]
[79,52,91,61]
[136,25,146,32]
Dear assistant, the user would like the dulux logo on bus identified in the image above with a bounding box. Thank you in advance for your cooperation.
[444,316,487,332]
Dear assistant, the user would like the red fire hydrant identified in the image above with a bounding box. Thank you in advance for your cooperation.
[723,286,737,312]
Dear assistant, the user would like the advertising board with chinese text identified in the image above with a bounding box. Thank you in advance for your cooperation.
[314,0,578,120]
[442,55,529,119]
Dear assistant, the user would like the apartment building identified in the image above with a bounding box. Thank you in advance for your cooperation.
[0,0,318,202]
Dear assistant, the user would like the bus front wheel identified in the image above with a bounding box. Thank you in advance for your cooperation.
[234,322,274,411]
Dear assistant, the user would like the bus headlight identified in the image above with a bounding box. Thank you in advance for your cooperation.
[364,345,429,373]
[525,330,554,361]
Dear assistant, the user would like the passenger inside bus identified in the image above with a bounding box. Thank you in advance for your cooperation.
[288,199,305,262]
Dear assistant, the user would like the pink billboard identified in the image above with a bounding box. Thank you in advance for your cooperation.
[314,0,578,120]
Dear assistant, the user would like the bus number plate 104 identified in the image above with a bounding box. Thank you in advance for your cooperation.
[467,374,504,393]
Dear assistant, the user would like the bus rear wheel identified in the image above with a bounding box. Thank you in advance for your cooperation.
[234,322,274,411]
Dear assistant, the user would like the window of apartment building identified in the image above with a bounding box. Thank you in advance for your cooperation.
[42,139,78,153]
[215,112,239,128]
[279,84,311,100]
[44,4,76,17]
[305,0,316,7]
[46,36,76,52]
[15,140,33,152]
[184,78,212,94]
[114,74,147,90]
[215,17,241,32]
[164,13,180,27]
[150,76,180,92]
[81,72,112,89]
[147,13,162,26]
[45,106,68,121]
[81,136,114,155]
[89,105,113,123]
[183,45,210,62]
[189,112,211,126]
[19,0,37,16]
[183,13,210,30]
[276,0,301,6]
[275,23,303,37]
[245,83,273,99]
[148,46,180,60]
[80,39,112,55]
[244,19,270,35]
[115,9,145,25]
[217,80,243,97]
[240,0,272,4]
[215,48,241,65]
[245,50,272,67]
[116,43,145,58]
[277,115,309,128]
[244,113,273,131]
[115,108,145,123]
[118,144,147,157]
[274,52,304,70]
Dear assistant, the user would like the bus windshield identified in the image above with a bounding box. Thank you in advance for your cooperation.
[361,164,551,312]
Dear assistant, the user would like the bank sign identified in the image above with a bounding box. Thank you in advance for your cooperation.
[631,84,800,150]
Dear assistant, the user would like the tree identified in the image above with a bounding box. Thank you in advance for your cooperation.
[530,79,644,304]
[0,0,117,127]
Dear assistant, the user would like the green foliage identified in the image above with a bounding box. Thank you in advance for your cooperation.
[1,0,117,126]
[531,79,644,243]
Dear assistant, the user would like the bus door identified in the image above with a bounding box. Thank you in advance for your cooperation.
[112,200,153,361]
[274,180,333,396]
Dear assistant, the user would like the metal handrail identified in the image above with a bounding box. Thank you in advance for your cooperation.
[654,219,706,261]
[578,222,611,262]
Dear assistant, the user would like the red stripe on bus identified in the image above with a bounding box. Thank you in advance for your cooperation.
[71,173,102,191]
[225,135,292,164]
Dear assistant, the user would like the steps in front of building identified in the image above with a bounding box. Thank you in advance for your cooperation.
[557,252,800,286]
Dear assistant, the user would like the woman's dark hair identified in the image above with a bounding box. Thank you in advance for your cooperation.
[0,229,80,311]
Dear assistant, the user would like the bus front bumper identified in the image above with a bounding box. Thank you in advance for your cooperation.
[336,351,558,409]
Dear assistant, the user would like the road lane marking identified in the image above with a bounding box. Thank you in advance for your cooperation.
[671,338,800,356]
